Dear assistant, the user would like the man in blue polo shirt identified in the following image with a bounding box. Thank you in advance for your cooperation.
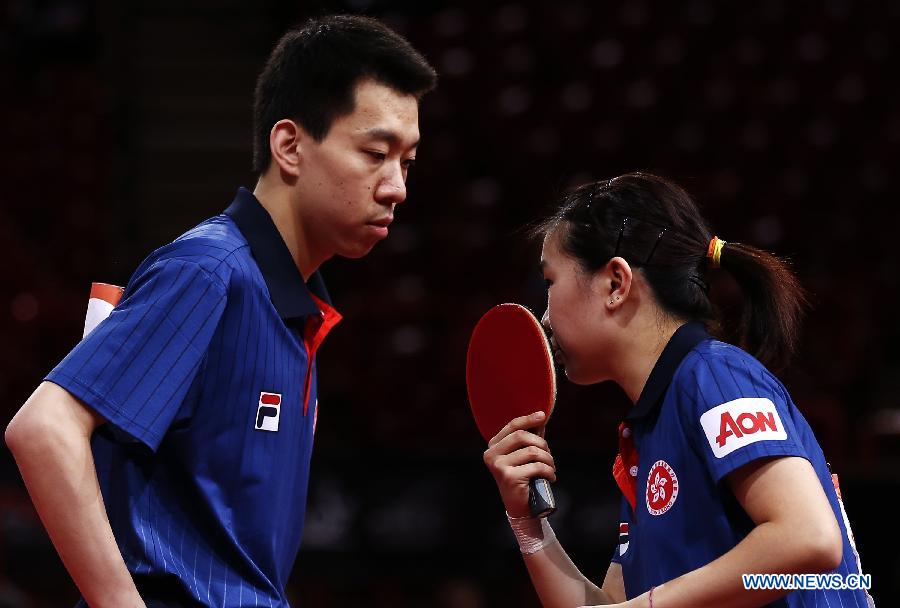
[6,15,435,607]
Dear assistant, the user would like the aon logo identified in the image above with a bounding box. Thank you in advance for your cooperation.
[699,398,787,458]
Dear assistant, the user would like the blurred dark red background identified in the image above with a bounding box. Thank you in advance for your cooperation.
[2,0,898,606]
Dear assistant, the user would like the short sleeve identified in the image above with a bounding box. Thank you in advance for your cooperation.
[46,257,227,451]
[680,348,809,483]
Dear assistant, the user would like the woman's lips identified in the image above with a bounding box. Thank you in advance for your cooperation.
[549,336,565,367]
[552,348,565,367]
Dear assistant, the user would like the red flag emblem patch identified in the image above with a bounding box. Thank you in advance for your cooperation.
[645,460,679,516]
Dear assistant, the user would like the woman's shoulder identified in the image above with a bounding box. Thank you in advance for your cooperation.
[675,338,787,400]
[684,337,769,370]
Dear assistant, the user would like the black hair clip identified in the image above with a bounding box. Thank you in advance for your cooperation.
[613,217,629,257]
[644,228,666,264]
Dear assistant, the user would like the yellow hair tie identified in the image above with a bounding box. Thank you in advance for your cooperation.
[707,236,726,268]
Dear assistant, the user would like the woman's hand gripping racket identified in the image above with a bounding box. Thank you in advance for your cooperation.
[467,303,557,518]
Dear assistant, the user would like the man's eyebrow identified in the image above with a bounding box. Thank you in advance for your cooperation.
[363,128,419,149]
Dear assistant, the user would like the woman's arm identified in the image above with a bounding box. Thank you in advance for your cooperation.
[523,542,624,606]
[585,456,842,608]
[484,411,623,607]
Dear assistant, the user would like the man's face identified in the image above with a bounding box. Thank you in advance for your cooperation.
[296,79,420,260]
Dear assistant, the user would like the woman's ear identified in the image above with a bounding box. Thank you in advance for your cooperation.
[604,256,633,309]
[269,119,304,178]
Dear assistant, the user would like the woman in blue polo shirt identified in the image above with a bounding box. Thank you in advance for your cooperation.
[483,173,874,607]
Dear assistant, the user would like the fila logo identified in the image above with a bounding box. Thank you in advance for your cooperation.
[255,392,281,432]
[699,398,787,458]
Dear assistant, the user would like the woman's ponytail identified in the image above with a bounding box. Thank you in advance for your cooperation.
[716,239,809,371]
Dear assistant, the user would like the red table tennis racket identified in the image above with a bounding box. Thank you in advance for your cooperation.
[466,303,557,518]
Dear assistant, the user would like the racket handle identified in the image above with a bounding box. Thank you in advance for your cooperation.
[528,477,556,518]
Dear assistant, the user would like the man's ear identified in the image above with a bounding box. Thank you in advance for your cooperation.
[603,256,634,309]
[269,119,304,177]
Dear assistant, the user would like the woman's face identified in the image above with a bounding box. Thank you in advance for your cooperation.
[540,228,610,385]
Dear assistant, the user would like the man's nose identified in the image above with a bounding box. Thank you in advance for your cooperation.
[375,162,407,205]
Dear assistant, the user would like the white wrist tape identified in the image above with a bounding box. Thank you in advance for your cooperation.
[507,513,557,555]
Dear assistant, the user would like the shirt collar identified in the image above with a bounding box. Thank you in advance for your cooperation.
[626,321,712,421]
[224,187,333,321]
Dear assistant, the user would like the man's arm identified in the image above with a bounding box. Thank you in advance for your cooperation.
[5,381,146,608]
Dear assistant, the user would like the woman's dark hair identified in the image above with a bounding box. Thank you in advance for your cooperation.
[538,172,808,371]
[252,14,437,174]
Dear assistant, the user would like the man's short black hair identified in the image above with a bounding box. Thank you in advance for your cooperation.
[252,14,437,174]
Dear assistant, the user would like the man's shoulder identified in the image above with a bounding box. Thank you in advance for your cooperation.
[138,215,256,286]
[171,214,249,261]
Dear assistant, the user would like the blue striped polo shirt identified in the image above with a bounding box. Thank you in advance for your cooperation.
[610,322,874,607]
[47,187,341,607]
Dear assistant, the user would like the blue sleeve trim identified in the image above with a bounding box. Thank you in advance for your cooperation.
[709,443,810,484]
